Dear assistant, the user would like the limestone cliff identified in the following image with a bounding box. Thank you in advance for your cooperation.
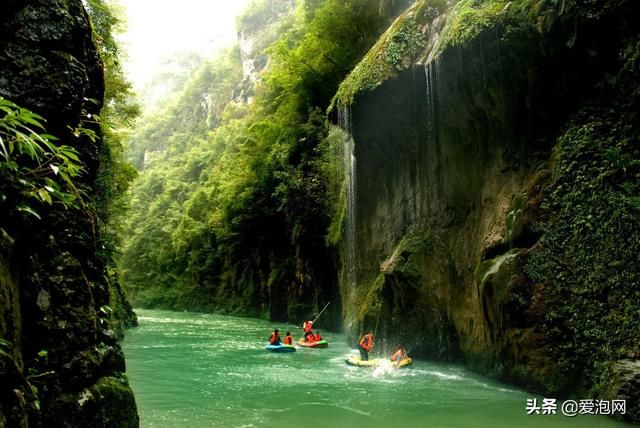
[336,0,640,421]
[234,0,295,104]
[0,1,138,426]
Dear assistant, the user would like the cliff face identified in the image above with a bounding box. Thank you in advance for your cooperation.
[0,1,138,427]
[121,0,419,330]
[234,0,295,104]
[339,0,640,419]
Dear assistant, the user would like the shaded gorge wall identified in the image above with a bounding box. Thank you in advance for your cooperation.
[344,27,550,359]
[339,2,640,417]
[0,1,138,426]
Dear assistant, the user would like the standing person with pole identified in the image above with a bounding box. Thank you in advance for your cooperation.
[302,301,330,341]
[358,331,374,361]
[357,303,382,361]
[302,319,314,341]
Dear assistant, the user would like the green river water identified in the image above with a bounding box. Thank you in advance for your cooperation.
[122,309,627,428]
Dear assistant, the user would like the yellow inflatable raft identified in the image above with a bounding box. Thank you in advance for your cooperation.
[345,355,412,368]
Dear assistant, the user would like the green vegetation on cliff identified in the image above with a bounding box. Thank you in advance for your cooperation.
[335,0,578,107]
[87,0,140,255]
[331,0,640,414]
[524,33,640,394]
[0,98,84,235]
[85,0,140,332]
[0,0,140,426]
[120,1,396,323]
[334,0,439,107]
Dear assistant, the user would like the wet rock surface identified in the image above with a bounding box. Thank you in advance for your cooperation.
[0,1,138,426]
[340,0,640,420]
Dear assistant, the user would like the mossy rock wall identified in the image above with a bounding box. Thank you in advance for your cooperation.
[340,0,640,415]
[344,26,543,358]
[0,1,138,426]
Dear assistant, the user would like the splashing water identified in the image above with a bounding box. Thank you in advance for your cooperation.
[372,359,400,377]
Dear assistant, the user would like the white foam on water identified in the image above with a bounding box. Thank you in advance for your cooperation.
[372,359,400,377]
[422,370,463,381]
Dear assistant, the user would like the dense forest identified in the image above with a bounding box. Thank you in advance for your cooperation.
[2,0,640,426]
[119,0,410,325]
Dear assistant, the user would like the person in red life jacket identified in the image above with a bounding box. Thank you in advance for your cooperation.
[358,332,374,361]
[312,330,322,342]
[302,318,314,341]
[269,329,281,345]
[283,331,293,345]
[390,344,407,366]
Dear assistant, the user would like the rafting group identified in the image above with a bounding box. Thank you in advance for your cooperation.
[346,331,412,368]
[264,302,413,369]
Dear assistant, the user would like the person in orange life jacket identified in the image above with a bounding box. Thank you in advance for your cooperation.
[358,332,374,361]
[305,329,317,342]
[390,345,407,366]
[312,330,322,342]
[303,318,314,341]
[269,329,281,345]
[283,331,293,345]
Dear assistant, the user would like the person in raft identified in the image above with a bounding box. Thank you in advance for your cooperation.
[283,331,293,345]
[390,345,408,366]
[302,318,314,341]
[269,329,281,345]
[358,332,374,361]
[312,330,323,342]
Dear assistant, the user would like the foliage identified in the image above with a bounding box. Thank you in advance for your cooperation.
[125,48,241,167]
[334,0,580,107]
[137,51,205,110]
[524,27,640,392]
[85,0,140,267]
[386,18,425,69]
[120,0,392,319]
[318,125,348,246]
[436,0,577,52]
[524,112,640,393]
[266,0,386,112]
[86,0,124,59]
[0,97,83,239]
[334,1,431,108]
[237,0,286,34]
[436,0,509,49]
[120,48,245,303]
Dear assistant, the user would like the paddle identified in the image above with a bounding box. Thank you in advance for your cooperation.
[312,301,331,325]
[300,302,330,344]
[372,302,382,353]
[373,302,382,338]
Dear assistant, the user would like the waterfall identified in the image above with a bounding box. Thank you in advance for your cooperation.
[345,133,356,293]
[423,58,443,217]
[338,106,357,329]
[423,58,448,355]
[423,58,441,152]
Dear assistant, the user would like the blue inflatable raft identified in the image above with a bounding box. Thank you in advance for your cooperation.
[265,344,296,353]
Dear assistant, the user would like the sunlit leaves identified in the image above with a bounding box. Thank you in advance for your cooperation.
[0,97,84,230]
